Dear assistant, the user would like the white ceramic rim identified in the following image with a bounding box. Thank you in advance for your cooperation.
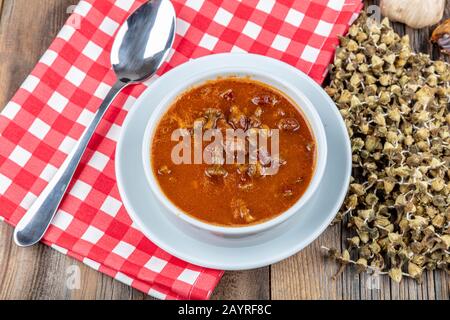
[141,67,328,235]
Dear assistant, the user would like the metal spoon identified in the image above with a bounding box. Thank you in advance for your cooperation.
[13,0,176,247]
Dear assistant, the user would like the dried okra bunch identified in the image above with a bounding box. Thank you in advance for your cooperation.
[324,13,450,282]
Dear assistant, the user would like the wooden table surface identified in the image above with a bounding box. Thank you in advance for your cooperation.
[0,0,448,300]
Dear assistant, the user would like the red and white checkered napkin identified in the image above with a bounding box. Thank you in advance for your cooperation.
[0,0,362,299]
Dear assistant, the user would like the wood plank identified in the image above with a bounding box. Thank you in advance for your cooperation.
[212,268,270,300]
[271,0,449,300]
[0,0,267,300]
[0,0,75,107]
[271,224,342,299]
[0,0,150,300]
[0,0,447,300]
[434,271,450,300]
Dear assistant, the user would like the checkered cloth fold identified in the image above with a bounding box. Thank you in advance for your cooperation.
[0,0,362,299]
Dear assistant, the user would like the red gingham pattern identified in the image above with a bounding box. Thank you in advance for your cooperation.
[0,0,362,299]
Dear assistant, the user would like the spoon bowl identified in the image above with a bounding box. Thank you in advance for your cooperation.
[112,0,176,83]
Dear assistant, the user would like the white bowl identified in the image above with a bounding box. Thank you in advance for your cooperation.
[142,67,327,237]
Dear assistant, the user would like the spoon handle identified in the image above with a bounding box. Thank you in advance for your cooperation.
[13,81,128,247]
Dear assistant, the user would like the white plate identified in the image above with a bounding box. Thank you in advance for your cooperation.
[116,53,351,270]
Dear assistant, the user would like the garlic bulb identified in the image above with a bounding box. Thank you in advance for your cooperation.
[380,0,445,29]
